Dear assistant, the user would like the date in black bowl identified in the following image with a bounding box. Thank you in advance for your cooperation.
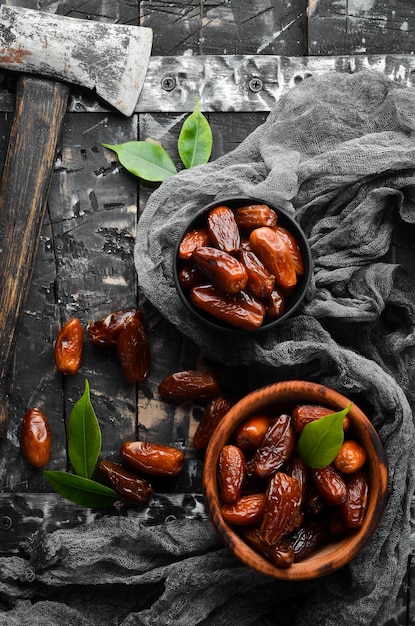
[173,196,313,334]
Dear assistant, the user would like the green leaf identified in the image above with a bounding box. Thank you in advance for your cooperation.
[43,470,118,509]
[67,380,101,479]
[178,99,212,169]
[103,141,177,182]
[298,403,353,469]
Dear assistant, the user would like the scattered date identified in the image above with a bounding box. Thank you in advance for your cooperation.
[21,408,52,468]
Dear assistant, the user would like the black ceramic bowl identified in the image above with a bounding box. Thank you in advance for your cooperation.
[173,197,313,334]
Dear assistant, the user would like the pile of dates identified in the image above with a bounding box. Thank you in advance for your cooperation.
[53,307,151,383]
[177,203,305,330]
[216,404,369,568]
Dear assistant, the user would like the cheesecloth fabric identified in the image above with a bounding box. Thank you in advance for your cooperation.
[1,69,415,626]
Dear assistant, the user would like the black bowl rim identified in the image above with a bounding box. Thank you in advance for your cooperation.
[173,196,313,334]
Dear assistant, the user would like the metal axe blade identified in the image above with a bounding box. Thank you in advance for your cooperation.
[0,5,153,116]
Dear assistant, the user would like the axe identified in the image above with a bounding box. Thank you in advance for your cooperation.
[0,5,153,437]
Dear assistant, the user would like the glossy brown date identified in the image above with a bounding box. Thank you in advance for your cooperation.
[207,205,240,253]
[265,288,285,319]
[333,440,367,474]
[190,284,266,330]
[21,408,52,468]
[273,225,304,275]
[242,527,294,568]
[286,455,309,504]
[158,369,221,402]
[260,472,302,545]
[291,521,327,562]
[193,396,232,450]
[248,414,296,478]
[238,249,275,300]
[249,227,297,290]
[292,404,350,434]
[98,460,153,505]
[219,445,246,504]
[54,317,83,375]
[178,227,210,260]
[221,493,266,525]
[178,264,205,290]
[116,316,151,383]
[311,465,348,505]
[192,246,248,294]
[87,308,143,348]
[340,470,369,528]
[234,414,271,451]
[120,441,185,476]
[233,204,278,230]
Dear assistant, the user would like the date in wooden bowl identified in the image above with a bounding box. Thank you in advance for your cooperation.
[173,197,313,333]
[202,380,388,581]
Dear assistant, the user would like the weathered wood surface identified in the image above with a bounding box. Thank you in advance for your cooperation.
[308,0,415,56]
[0,0,414,622]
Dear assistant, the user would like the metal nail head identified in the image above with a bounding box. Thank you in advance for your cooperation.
[161,76,176,91]
[248,77,263,92]
[0,515,12,530]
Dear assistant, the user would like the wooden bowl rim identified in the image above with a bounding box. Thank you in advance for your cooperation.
[202,380,389,581]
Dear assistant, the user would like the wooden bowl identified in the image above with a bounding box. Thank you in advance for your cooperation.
[173,196,313,334]
[202,380,388,580]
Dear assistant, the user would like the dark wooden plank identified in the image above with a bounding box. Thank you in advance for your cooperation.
[0,54,414,115]
[141,0,308,56]
[0,492,208,555]
[308,0,415,56]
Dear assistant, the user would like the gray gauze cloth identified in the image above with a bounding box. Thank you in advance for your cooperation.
[1,70,415,626]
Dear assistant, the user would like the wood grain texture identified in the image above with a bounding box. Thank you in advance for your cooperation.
[0,77,69,438]
[141,0,308,56]
[308,0,415,56]
[0,491,207,554]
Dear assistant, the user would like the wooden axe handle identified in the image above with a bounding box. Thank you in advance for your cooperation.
[0,76,69,438]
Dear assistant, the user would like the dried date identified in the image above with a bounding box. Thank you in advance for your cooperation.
[87,308,143,348]
[291,521,327,562]
[54,317,83,375]
[273,226,304,275]
[158,369,221,402]
[221,493,266,525]
[120,441,185,476]
[179,227,210,260]
[239,249,275,300]
[193,396,232,451]
[234,414,271,451]
[248,414,296,478]
[190,284,265,330]
[311,465,348,506]
[207,205,240,253]
[249,227,297,290]
[260,472,302,545]
[98,460,153,505]
[192,246,248,294]
[117,316,151,383]
[292,404,350,434]
[21,408,52,468]
[265,288,285,319]
[333,440,367,474]
[340,470,369,528]
[233,204,278,230]
[219,445,246,504]
[242,527,294,569]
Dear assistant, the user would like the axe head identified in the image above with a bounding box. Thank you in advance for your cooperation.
[0,5,153,116]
